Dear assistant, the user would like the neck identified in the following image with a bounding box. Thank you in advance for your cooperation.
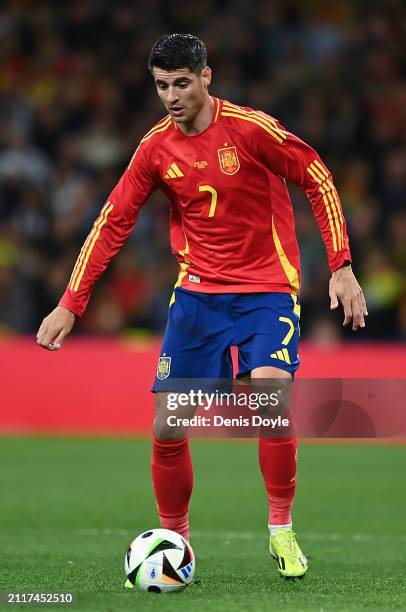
[178,95,214,136]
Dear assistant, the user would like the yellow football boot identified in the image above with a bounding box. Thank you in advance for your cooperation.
[270,528,308,578]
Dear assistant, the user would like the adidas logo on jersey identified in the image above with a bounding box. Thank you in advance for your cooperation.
[165,163,184,179]
[270,348,291,364]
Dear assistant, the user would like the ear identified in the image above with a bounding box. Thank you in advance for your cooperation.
[201,66,212,88]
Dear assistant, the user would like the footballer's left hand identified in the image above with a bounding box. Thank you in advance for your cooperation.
[329,264,368,331]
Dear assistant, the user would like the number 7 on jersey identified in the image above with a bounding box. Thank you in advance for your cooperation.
[199,185,218,217]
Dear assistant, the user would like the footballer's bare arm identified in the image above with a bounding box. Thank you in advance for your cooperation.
[36,306,76,351]
[329,264,368,331]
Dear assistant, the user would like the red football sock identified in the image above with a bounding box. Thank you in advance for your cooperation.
[258,437,297,525]
[151,436,193,541]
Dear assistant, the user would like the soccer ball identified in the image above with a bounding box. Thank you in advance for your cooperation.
[124,528,195,593]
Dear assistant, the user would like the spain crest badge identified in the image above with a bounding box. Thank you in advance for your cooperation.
[157,356,171,380]
[218,146,240,175]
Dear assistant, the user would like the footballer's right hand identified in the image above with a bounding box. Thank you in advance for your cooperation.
[36,306,76,351]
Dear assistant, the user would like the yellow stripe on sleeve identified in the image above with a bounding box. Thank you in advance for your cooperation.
[327,181,345,243]
[331,187,345,245]
[306,164,320,185]
[307,163,340,252]
[310,162,342,249]
[222,102,287,141]
[128,117,171,170]
[326,190,343,249]
[252,111,287,141]
[313,161,344,245]
[68,202,111,290]
[142,116,171,138]
[141,117,172,143]
[221,109,285,144]
[322,194,338,251]
[71,203,114,292]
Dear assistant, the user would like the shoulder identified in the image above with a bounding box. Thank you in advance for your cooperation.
[220,100,287,144]
[128,115,173,170]
[140,115,173,145]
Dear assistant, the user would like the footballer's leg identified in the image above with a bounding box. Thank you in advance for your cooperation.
[236,292,308,578]
[125,397,195,590]
[124,392,196,589]
[252,367,307,578]
[150,289,233,545]
[151,393,195,542]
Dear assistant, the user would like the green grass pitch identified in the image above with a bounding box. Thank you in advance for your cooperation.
[0,438,405,611]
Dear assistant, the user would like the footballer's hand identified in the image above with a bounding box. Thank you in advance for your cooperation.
[329,264,368,331]
[36,306,76,351]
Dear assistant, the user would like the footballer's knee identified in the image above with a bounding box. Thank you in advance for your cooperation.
[250,367,292,416]
[154,392,190,440]
[153,418,188,440]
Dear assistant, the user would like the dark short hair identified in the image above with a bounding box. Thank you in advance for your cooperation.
[148,33,207,74]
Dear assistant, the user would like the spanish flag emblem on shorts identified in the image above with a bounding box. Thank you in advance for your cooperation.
[157,356,171,380]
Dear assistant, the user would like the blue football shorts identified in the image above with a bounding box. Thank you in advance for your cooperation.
[152,288,300,391]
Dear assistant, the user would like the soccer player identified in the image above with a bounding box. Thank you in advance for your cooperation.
[37,34,368,579]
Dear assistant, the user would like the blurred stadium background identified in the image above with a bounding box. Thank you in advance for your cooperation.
[1,0,405,433]
[0,3,405,608]
[0,0,404,341]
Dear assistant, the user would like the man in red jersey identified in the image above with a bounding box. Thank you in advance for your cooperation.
[37,34,367,580]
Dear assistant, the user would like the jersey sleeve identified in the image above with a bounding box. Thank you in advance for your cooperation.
[59,143,158,316]
[254,114,352,272]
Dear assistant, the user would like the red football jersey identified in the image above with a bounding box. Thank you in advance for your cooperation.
[60,97,351,316]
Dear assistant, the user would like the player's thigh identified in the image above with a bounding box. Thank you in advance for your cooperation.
[237,292,300,379]
[235,292,299,415]
[152,288,233,392]
[251,365,292,415]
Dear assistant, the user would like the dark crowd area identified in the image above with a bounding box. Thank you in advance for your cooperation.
[0,0,405,341]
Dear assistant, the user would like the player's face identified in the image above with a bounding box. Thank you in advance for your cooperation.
[152,67,212,124]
